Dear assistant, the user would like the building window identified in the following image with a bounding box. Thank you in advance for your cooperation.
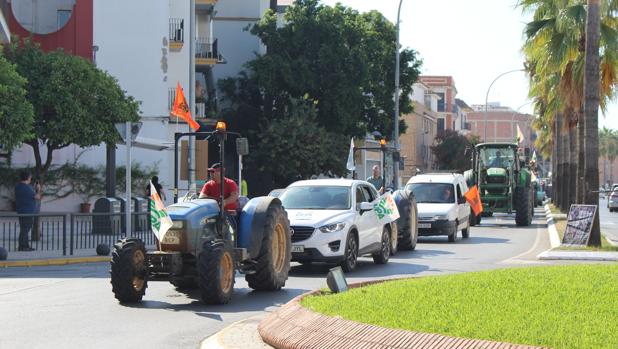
[436,93,445,112]
[437,118,445,132]
[57,10,72,30]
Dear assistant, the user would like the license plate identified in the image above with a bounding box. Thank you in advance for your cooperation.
[418,223,431,229]
[292,245,305,253]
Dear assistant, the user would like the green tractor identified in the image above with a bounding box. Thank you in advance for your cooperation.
[464,143,534,226]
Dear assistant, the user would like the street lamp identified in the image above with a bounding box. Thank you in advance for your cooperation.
[511,101,533,142]
[393,0,404,188]
[484,69,525,142]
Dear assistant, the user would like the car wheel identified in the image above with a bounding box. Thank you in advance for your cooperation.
[340,231,358,272]
[462,220,470,239]
[372,226,391,264]
[448,222,457,242]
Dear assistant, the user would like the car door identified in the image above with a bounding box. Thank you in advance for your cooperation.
[361,185,382,247]
[455,182,469,228]
[353,184,375,252]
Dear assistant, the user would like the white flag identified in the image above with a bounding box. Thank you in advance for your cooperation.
[372,192,400,223]
[149,181,173,242]
[346,138,355,171]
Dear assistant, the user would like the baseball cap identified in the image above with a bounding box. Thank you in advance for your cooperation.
[208,163,222,172]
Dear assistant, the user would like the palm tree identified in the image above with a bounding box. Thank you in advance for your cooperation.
[520,0,618,216]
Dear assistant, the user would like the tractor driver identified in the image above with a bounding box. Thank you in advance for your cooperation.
[199,163,239,211]
[490,150,504,168]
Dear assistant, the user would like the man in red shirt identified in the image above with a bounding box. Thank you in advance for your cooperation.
[199,163,239,211]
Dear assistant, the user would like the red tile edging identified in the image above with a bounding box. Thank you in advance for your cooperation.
[258,278,549,349]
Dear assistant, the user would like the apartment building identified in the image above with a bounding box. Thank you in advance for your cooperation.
[3,0,284,211]
[418,76,457,133]
[466,103,536,150]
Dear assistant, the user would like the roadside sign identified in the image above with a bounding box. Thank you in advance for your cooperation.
[561,204,597,247]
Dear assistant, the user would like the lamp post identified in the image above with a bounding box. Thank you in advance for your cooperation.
[511,101,533,143]
[393,0,404,189]
[484,69,525,142]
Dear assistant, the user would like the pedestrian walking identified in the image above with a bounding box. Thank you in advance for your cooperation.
[14,171,41,251]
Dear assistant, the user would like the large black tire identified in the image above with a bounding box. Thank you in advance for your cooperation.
[515,187,533,226]
[245,202,291,291]
[396,195,418,251]
[110,238,148,303]
[198,240,235,304]
[372,226,391,264]
[448,226,457,242]
[469,211,477,227]
[462,215,470,239]
[340,230,359,272]
[476,214,482,225]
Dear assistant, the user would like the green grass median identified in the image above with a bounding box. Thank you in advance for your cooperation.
[302,265,618,349]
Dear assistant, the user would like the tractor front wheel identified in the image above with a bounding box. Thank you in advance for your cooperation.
[110,238,148,303]
[198,240,235,304]
[245,202,291,291]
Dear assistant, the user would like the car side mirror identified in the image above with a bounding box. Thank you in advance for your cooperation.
[458,197,466,205]
[358,202,373,213]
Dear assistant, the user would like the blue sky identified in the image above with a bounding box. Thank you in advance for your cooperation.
[321,0,617,130]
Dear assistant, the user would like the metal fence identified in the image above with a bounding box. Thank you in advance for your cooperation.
[0,212,155,255]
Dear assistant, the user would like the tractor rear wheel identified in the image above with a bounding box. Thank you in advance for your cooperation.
[110,238,148,303]
[198,240,235,304]
[515,187,533,226]
[245,202,291,291]
[397,195,418,251]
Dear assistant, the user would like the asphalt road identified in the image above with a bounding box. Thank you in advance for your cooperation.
[599,197,618,243]
[0,207,555,349]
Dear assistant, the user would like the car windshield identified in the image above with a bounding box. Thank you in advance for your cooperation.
[279,186,351,210]
[406,183,455,204]
[478,147,515,169]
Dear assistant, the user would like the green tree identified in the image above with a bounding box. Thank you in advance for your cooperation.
[431,130,477,173]
[218,0,422,191]
[4,40,140,180]
[0,50,34,154]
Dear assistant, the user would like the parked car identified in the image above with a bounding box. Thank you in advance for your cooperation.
[278,179,393,272]
[405,173,471,242]
[608,189,618,212]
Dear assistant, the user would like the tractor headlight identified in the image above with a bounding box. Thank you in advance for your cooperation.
[319,222,346,233]
[171,221,184,229]
[161,229,183,245]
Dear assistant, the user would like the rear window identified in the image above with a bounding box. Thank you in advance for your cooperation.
[406,183,455,204]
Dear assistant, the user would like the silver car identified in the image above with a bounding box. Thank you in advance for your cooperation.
[608,189,618,212]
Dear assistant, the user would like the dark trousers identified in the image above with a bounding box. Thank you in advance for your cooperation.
[18,216,33,249]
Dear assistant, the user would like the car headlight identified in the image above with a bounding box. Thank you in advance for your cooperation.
[319,222,346,233]
[433,215,448,221]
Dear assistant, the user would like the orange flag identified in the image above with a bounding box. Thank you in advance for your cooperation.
[171,82,199,130]
[464,185,483,216]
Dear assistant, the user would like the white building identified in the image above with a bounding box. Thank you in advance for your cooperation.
[3,0,289,212]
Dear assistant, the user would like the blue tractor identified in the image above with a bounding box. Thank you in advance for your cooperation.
[110,123,292,304]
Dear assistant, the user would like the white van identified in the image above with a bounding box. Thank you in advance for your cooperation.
[405,173,471,242]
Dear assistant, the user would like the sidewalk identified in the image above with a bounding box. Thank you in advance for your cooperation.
[201,315,273,349]
[0,248,111,267]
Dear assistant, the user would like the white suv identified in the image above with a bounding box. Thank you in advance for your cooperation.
[405,173,471,242]
[278,179,393,272]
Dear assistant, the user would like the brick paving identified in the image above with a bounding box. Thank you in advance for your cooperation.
[258,284,549,349]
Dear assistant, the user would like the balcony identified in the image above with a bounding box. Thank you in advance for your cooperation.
[196,0,217,11]
[169,18,184,51]
[195,38,226,67]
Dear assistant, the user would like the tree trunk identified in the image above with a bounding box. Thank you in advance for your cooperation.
[577,113,585,203]
[568,121,577,207]
[551,121,558,203]
[561,120,570,212]
[554,114,561,206]
[583,0,601,247]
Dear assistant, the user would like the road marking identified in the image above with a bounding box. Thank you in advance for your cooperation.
[502,220,544,264]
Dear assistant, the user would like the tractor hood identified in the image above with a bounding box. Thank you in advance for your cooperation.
[166,199,220,222]
[286,209,354,228]
[487,168,507,176]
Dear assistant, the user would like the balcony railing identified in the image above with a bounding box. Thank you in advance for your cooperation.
[169,18,184,47]
[168,87,176,111]
[195,38,224,64]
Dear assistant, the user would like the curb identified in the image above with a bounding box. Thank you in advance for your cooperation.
[0,256,109,268]
[259,280,547,349]
[537,250,618,261]
[201,315,272,349]
[543,203,561,248]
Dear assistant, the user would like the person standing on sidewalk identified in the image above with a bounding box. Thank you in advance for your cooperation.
[14,171,41,251]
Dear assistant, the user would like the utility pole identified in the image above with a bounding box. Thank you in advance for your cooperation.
[188,0,196,192]
[393,0,404,189]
